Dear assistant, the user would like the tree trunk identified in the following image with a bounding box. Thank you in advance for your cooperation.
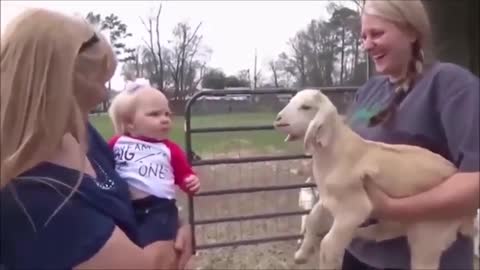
[340,26,346,84]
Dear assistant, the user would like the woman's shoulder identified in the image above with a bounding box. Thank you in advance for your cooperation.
[427,61,479,89]
[421,61,479,107]
[430,61,477,77]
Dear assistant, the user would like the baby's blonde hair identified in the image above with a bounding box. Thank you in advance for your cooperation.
[1,8,117,187]
[108,82,149,135]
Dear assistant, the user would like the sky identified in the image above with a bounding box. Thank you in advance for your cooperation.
[1,0,355,90]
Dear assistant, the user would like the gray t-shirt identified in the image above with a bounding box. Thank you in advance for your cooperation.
[346,61,479,270]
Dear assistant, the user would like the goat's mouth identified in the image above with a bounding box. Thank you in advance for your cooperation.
[274,123,290,128]
[273,122,300,141]
[285,134,301,142]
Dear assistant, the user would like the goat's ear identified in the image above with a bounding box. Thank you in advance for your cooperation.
[303,109,334,154]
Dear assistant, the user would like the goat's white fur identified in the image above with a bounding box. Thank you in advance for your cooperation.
[274,89,476,270]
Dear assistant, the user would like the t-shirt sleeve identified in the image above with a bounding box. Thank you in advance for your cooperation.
[165,140,196,194]
[0,181,116,269]
[436,68,479,172]
[107,135,122,150]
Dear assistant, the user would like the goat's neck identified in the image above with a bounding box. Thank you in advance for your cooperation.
[311,114,365,160]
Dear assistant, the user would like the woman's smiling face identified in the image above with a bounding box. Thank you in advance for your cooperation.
[361,13,416,80]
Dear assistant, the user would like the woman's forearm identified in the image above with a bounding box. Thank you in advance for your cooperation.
[389,172,479,221]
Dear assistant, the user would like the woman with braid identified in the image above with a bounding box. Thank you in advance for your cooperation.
[344,1,479,269]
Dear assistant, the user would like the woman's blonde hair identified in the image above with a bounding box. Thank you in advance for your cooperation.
[1,8,117,188]
[361,0,435,126]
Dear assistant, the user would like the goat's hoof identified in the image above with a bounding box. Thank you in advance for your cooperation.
[294,251,308,264]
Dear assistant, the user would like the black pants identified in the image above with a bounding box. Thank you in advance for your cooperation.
[132,196,179,246]
[342,250,401,270]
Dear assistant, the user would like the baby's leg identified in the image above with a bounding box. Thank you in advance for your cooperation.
[153,240,178,269]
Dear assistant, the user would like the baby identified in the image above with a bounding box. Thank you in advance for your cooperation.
[107,83,200,264]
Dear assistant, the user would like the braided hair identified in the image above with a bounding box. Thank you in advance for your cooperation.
[368,40,425,127]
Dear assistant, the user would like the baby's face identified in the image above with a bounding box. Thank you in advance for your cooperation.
[129,88,172,140]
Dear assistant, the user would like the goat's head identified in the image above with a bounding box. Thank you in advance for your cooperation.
[273,89,338,153]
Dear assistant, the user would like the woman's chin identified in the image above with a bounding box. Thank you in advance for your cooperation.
[374,65,389,75]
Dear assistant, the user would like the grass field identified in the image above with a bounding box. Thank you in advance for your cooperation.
[90,112,302,155]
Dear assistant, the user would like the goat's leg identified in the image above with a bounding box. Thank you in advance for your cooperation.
[294,200,332,264]
[318,197,372,270]
[407,222,460,270]
[298,215,307,245]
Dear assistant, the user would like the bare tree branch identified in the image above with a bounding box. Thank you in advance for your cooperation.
[154,3,164,89]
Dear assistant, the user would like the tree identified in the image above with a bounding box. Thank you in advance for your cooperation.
[103,14,133,62]
[351,0,365,8]
[140,3,165,89]
[121,46,152,81]
[328,4,360,84]
[165,21,209,100]
[286,33,308,87]
[225,75,249,88]
[268,60,280,88]
[237,69,251,86]
[85,12,133,62]
[201,68,226,89]
[85,12,134,111]
[273,3,365,88]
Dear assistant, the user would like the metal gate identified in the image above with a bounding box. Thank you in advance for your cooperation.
[184,87,357,253]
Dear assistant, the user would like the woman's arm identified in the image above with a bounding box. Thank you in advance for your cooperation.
[367,172,479,221]
[75,222,193,270]
[75,226,171,269]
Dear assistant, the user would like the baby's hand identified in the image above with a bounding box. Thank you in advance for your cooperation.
[184,174,200,194]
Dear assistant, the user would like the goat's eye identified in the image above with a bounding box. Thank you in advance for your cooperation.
[300,105,312,110]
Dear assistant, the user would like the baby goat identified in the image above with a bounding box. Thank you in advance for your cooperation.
[273,89,475,270]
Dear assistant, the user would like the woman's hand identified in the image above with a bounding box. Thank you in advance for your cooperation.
[364,180,397,220]
[174,224,193,269]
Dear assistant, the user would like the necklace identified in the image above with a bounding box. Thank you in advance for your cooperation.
[90,158,115,190]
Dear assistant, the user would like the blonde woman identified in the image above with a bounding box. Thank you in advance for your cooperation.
[1,9,192,269]
[344,1,479,269]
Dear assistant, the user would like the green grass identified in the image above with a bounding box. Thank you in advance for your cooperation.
[89,112,302,154]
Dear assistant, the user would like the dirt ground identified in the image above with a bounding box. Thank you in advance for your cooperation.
[175,149,319,269]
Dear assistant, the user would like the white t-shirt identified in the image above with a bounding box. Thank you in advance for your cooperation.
[108,135,195,200]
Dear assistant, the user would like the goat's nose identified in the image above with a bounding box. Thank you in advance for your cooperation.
[275,115,282,122]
